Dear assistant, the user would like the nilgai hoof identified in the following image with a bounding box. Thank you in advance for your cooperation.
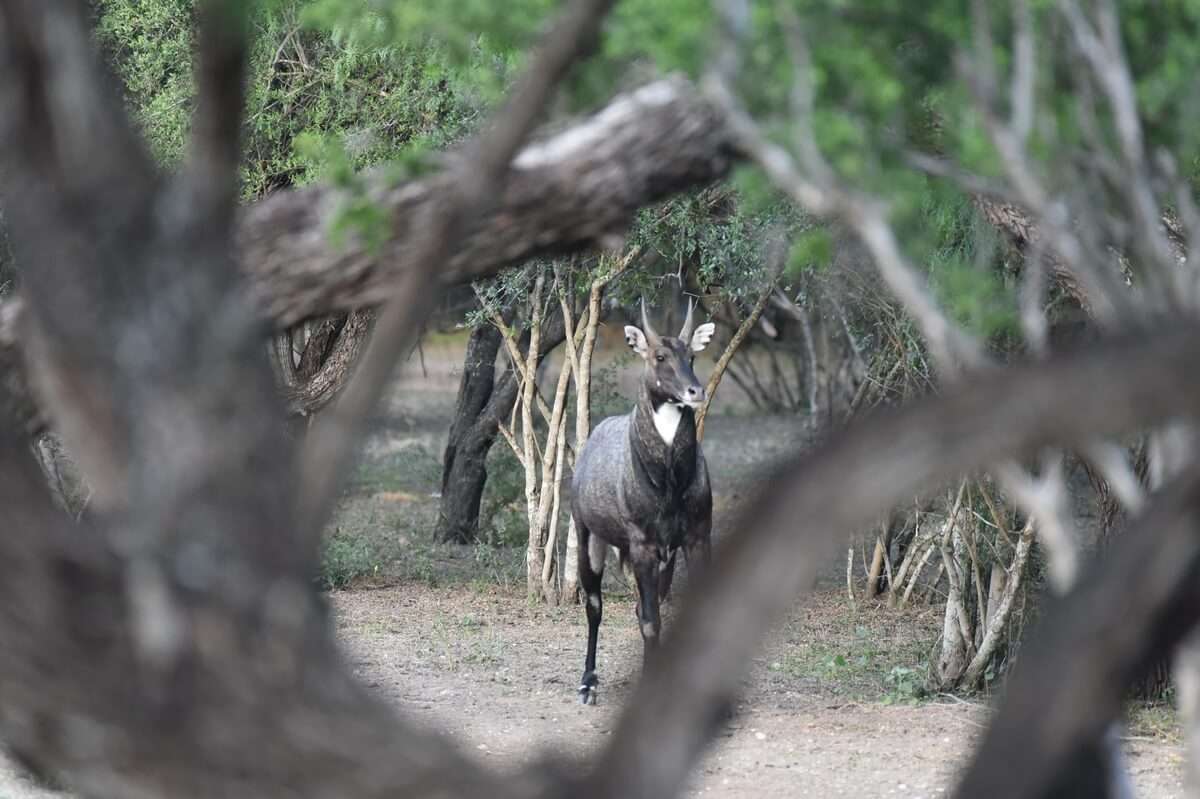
[579,685,598,705]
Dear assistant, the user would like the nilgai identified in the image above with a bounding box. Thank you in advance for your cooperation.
[570,299,715,705]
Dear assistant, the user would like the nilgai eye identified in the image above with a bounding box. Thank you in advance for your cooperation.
[655,353,665,362]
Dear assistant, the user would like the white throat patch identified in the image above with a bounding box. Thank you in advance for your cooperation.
[652,402,683,445]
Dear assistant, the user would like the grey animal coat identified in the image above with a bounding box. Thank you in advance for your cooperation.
[571,385,712,572]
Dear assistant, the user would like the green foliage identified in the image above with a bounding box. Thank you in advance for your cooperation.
[318,529,383,589]
[301,0,714,110]
[734,0,1200,194]
[479,443,527,546]
[883,664,928,705]
[788,228,833,275]
[350,446,442,493]
[95,0,197,165]
[624,186,806,306]
[917,188,1018,339]
[590,355,633,420]
[766,619,935,702]
[93,0,789,321]
[468,265,539,331]
[94,0,480,199]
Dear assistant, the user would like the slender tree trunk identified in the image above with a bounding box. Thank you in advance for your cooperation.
[533,322,575,601]
[522,275,547,598]
[865,534,886,599]
[934,483,972,688]
[961,520,1035,688]
[437,432,496,544]
[558,248,639,601]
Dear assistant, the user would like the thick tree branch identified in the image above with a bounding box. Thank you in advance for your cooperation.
[281,309,374,416]
[0,76,734,435]
[0,0,161,500]
[244,77,730,327]
[0,431,526,799]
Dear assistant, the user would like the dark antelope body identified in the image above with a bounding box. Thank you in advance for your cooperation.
[570,300,715,705]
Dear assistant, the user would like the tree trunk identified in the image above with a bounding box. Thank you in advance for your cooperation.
[558,248,639,600]
[1084,442,1170,701]
[865,535,885,599]
[436,323,504,543]
[437,428,497,545]
[960,520,1035,689]
[936,528,970,686]
[281,309,375,417]
[522,275,547,598]
[435,308,569,543]
[934,484,972,689]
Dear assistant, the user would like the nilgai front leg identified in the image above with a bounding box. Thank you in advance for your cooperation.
[632,554,663,664]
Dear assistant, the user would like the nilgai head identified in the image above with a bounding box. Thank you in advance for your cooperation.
[624,298,716,410]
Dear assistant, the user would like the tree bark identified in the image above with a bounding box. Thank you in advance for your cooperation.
[437,323,505,543]
[282,309,375,417]
[296,316,348,381]
[435,308,569,543]
[960,520,1034,689]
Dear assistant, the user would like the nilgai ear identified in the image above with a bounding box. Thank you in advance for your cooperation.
[690,322,716,352]
[625,325,649,356]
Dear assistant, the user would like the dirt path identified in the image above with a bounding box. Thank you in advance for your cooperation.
[0,582,1184,798]
[332,585,1187,799]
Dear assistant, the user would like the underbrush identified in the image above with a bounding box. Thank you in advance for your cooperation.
[764,593,941,704]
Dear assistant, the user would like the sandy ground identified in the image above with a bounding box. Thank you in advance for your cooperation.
[327,585,1188,799]
[0,585,1186,799]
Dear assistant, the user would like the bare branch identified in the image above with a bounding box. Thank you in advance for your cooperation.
[955,464,1200,799]
[960,2,1157,323]
[705,72,982,371]
[995,455,1079,592]
[476,288,559,427]
[1017,235,1051,352]
[1059,0,1180,295]
[240,76,730,329]
[902,151,1019,204]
